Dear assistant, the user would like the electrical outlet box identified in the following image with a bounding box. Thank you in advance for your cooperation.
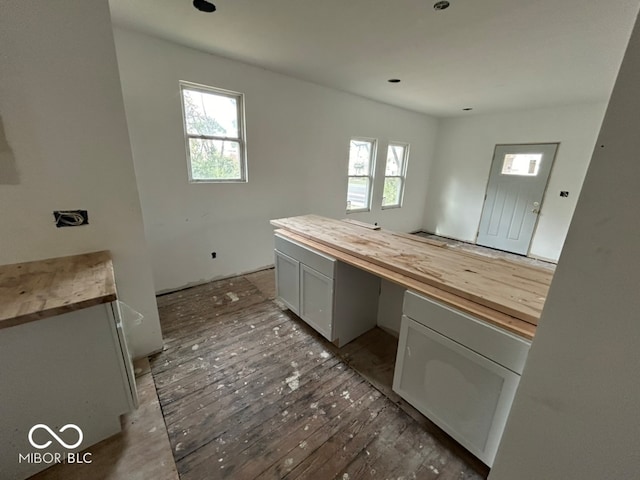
[53,210,89,228]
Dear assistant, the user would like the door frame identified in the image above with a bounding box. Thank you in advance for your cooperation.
[475,142,559,256]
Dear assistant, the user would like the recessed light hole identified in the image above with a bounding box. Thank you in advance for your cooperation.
[434,1,450,11]
[193,0,216,12]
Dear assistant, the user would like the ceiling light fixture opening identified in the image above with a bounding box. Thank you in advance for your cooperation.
[388,79,401,83]
[434,1,450,11]
[193,0,216,13]
[463,107,473,111]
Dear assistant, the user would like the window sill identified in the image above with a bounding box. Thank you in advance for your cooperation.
[346,208,371,214]
[189,179,248,184]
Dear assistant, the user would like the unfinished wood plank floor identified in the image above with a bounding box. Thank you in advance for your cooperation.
[152,270,489,480]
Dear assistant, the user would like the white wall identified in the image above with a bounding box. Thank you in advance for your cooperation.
[0,116,19,185]
[423,103,607,261]
[112,28,438,293]
[490,11,640,479]
[377,280,405,336]
[0,0,162,358]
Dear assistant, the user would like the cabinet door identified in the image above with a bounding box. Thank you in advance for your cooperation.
[275,250,300,314]
[300,264,334,340]
[393,316,520,467]
[111,301,139,409]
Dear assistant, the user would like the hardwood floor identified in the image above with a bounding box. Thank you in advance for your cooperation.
[152,269,489,480]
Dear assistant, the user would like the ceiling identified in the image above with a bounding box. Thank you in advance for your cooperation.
[109,0,640,117]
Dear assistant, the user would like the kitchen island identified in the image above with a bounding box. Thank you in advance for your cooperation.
[272,214,552,340]
[271,215,551,466]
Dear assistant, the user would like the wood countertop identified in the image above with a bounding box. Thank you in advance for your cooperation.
[0,251,117,330]
[271,215,553,340]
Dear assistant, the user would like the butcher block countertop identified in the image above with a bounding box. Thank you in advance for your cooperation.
[271,215,554,340]
[0,251,117,330]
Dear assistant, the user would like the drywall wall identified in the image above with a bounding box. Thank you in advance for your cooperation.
[0,0,162,357]
[112,27,438,293]
[0,115,19,185]
[490,11,640,479]
[423,102,607,261]
[377,280,405,336]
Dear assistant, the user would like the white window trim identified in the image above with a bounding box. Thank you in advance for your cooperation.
[346,137,377,213]
[179,81,248,183]
[382,142,409,209]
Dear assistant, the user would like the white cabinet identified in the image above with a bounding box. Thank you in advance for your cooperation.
[0,303,137,480]
[275,250,300,314]
[300,264,334,339]
[274,233,379,346]
[393,291,531,467]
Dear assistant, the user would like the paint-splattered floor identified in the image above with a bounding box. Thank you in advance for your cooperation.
[152,269,489,480]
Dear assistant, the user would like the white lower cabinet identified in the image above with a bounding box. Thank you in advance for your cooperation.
[300,264,334,339]
[0,303,137,480]
[393,291,531,467]
[275,250,300,314]
[274,233,379,346]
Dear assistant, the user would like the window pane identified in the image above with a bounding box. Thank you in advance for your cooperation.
[347,177,370,211]
[182,89,239,137]
[348,140,374,175]
[501,153,542,176]
[385,145,405,176]
[189,138,242,180]
[383,177,402,207]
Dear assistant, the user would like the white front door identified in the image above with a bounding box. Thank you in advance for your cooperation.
[476,143,558,255]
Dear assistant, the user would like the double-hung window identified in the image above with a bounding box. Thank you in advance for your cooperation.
[382,142,409,208]
[180,81,247,182]
[346,138,377,212]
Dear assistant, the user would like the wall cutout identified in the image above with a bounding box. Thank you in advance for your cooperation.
[0,114,19,185]
[53,210,89,227]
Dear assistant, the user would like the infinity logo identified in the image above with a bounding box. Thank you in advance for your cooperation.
[28,424,83,450]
